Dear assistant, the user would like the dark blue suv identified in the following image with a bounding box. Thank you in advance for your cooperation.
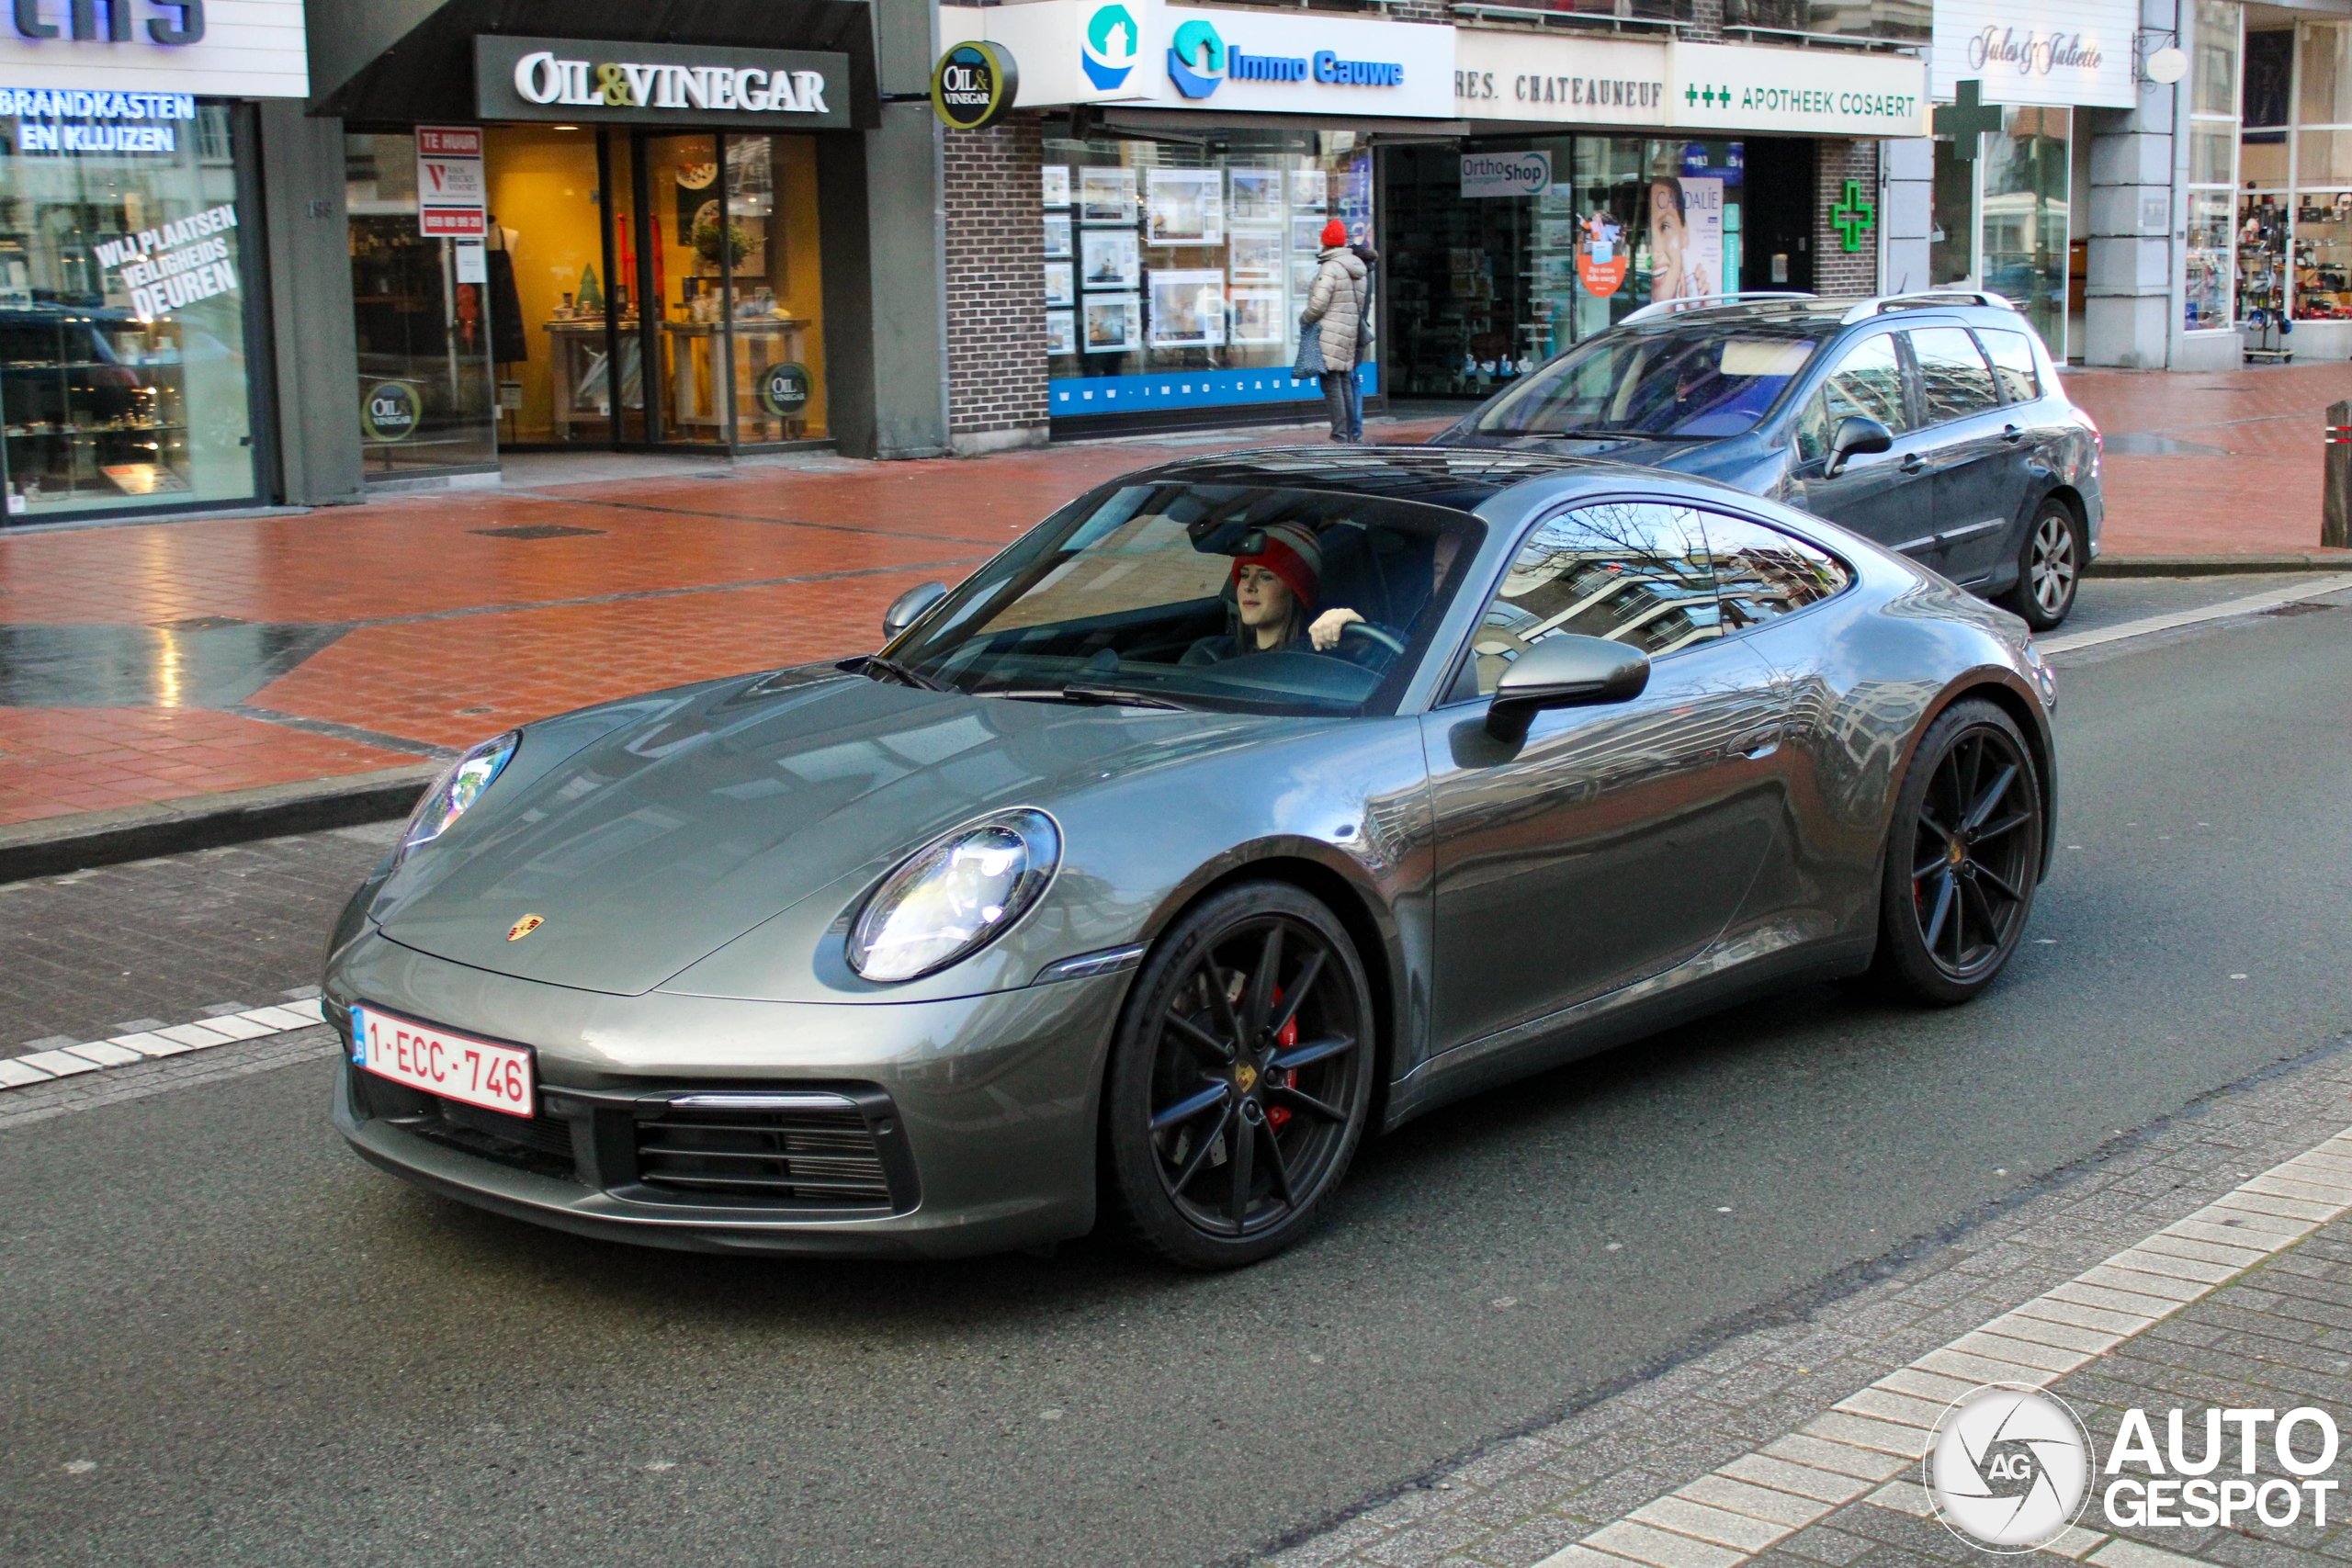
[1429,292,2103,629]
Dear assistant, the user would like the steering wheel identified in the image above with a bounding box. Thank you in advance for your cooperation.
[1337,621,1407,658]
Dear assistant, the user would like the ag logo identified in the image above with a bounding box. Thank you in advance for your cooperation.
[759,361,812,418]
[1081,4,1138,90]
[1167,17,1226,99]
[1925,1384,2091,1552]
[362,381,421,443]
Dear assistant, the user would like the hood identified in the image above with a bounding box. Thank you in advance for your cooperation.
[372,669,1273,996]
[1317,248,1367,278]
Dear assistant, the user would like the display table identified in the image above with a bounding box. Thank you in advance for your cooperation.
[543,320,642,441]
[660,317,810,440]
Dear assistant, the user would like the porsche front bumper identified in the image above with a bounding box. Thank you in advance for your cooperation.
[326,931,1132,1258]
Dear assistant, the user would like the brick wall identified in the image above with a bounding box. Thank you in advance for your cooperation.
[944,117,1050,453]
[1814,139,1880,297]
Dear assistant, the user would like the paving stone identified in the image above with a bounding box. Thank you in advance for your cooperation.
[1764,1525,1874,1565]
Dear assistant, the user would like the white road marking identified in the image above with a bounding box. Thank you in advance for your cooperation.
[1533,1123,2352,1568]
[2040,573,2352,655]
[2,996,331,1090]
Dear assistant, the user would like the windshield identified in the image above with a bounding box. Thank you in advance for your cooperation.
[885,482,1485,716]
[1472,321,1827,439]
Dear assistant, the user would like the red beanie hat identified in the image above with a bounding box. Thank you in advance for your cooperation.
[1319,219,1348,249]
[1231,522,1322,614]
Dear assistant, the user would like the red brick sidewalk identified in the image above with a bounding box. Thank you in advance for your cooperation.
[2069,360,2352,557]
[0,423,1444,829]
[0,370,2345,834]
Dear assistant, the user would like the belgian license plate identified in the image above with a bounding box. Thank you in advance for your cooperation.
[351,1004,535,1119]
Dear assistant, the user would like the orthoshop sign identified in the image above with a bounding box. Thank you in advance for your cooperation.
[474,37,853,129]
[1461,151,1551,198]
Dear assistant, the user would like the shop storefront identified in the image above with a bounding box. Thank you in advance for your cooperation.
[0,1,307,525]
[2214,3,2352,362]
[1924,0,2137,362]
[321,27,860,480]
[1414,31,1923,398]
[944,0,1458,434]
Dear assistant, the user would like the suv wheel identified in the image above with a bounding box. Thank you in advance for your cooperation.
[2004,500,2083,630]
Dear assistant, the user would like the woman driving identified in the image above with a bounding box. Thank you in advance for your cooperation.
[1184,522,1367,663]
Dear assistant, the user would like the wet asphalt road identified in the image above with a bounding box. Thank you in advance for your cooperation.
[4,581,2350,1568]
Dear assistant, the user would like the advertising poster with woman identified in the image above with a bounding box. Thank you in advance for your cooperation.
[1645,174,1724,305]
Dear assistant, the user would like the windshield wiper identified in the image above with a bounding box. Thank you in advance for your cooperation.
[1479,428,1630,440]
[989,682,1192,711]
[860,654,947,691]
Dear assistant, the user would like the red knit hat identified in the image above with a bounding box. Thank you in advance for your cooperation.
[1319,219,1348,249]
[1231,522,1322,614]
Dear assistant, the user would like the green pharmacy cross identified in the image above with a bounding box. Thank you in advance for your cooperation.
[1831,180,1875,253]
[1683,82,1732,109]
[1933,79,2006,163]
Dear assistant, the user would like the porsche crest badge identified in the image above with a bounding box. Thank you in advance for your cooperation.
[1234,1063,1259,1093]
[506,914,546,942]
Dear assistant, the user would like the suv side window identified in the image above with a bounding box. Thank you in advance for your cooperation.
[1908,326,2002,425]
[1444,502,1719,704]
[1792,333,1912,463]
[1975,328,2042,402]
[1700,513,1853,630]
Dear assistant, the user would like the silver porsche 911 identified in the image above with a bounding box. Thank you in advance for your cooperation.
[325,448,2057,1269]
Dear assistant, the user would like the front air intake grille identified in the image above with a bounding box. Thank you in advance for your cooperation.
[632,1101,892,1208]
[405,1094,578,1180]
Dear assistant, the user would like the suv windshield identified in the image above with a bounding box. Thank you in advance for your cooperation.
[1472,320,1831,439]
[884,481,1484,716]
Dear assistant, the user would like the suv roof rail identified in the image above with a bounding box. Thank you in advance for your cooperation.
[1838,288,2016,324]
[1620,290,1819,325]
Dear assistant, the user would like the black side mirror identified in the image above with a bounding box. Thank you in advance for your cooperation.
[1825,414,1894,478]
[1485,634,1651,746]
[882,581,947,640]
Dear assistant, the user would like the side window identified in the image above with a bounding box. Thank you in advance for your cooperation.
[1909,327,2002,425]
[1791,333,1913,463]
[1446,502,1720,703]
[1976,328,2041,402]
[1700,513,1854,630]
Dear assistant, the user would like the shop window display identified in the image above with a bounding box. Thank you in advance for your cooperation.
[2,100,259,522]
[346,132,498,473]
[2185,0,2240,333]
[2292,192,2352,320]
[1979,108,2069,359]
[1382,138,1741,400]
[1044,132,1371,420]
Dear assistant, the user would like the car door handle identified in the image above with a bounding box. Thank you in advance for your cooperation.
[1899,452,1926,474]
[2001,424,2027,445]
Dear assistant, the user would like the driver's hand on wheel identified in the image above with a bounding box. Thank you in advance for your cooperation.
[1308,608,1364,650]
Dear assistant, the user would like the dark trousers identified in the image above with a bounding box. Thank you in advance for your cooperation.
[1322,367,1361,442]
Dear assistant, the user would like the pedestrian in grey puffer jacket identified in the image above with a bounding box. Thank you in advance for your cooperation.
[1301,220,1368,442]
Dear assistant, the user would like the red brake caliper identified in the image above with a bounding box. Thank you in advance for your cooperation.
[1266,986,1298,1132]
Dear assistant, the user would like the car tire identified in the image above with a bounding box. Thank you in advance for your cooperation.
[1868,698,2045,1006]
[1102,881,1376,1269]
[2003,499,2083,630]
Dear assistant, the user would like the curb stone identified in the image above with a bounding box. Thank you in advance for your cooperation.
[0,764,438,886]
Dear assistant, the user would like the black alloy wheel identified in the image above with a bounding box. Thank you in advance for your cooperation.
[1871,698,2044,1005]
[1102,882,1375,1269]
[2005,500,2082,631]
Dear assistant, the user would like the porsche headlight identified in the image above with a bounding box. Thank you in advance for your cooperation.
[395,730,519,863]
[848,809,1061,983]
